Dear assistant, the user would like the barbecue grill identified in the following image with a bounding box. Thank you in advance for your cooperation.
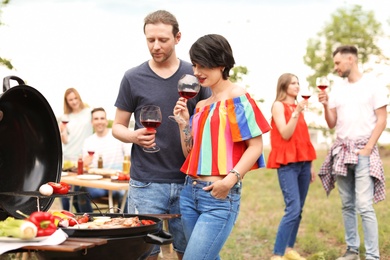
[0,76,172,259]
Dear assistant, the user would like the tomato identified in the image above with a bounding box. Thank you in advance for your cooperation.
[118,173,130,181]
[77,214,89,224]
[141,219,155,225]
[48,182,70,194]
[60,211,89,227]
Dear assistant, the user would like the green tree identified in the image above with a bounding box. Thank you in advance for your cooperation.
[303,4,387,87]
[230,66,248,83]
[230,66,264,103]
[304,4,390,137]
[0,0,13,69]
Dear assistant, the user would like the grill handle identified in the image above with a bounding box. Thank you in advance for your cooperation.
[2,75,25,93]
[144,229,173,245]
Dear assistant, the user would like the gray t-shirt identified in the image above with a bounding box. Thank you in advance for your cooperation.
[114,60,211,183]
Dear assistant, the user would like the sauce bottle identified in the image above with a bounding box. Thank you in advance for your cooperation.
[77,155,84,175]
[123,155,130,174]
[98,155,103,169]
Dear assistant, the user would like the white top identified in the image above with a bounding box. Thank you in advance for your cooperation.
[82,129,132,170]
[62,108,93,159]
[328,74,389,140]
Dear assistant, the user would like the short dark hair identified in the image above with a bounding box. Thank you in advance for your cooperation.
[143,10,179,37]
[91,107,105,115]
[333,45,358,57]
[189,34,235,80]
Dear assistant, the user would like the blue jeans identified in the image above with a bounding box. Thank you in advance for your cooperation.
[273,162,311,256]
[127,179,186,257]
[180,176,241,260]
[336,155,379,259]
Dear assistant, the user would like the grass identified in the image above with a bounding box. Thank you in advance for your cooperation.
[220,148,390,260]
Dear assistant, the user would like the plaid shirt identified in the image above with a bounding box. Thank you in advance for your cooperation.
[318,138,386,203]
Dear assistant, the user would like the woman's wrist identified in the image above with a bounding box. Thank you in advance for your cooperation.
[228,169,241,186]
[292,111,299,118]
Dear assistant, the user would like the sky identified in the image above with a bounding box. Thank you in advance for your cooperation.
[0,0,389,125]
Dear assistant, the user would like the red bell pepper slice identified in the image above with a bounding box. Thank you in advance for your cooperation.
[48,182,70,194]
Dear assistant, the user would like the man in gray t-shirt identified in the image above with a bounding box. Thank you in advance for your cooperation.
[112,10,210,260]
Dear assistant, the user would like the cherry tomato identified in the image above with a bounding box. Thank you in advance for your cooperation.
[141,219,156,225]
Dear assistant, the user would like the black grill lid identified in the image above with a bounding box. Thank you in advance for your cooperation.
[0,76,62,218]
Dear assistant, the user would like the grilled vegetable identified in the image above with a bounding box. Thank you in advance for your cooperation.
[28,211,57,237]
[47,182,70,194]
[39,184,54,196]
[0,217,37,239]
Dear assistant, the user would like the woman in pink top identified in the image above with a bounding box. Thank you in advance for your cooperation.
[173,34,271,260]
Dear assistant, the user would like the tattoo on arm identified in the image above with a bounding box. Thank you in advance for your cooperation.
[183,124,193,153]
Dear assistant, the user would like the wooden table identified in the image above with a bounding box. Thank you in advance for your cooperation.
[61,174,129,213]
[21,237,107,253]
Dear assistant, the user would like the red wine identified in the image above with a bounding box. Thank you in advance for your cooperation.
[87,151,95,156]
[317,85,328,91]
[141,120,161,129]
[179,90,198,99]
[301,95,311,100]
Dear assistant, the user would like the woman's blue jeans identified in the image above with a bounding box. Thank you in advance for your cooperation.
[273,162,311,256]
[336,155,379,259]
[180,176,241,260]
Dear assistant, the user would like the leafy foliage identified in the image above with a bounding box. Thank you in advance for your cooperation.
[230,65,264,103]
[303,5,386,87]
[230,66,248,83]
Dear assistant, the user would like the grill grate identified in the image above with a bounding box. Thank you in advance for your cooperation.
[0,191,91,212]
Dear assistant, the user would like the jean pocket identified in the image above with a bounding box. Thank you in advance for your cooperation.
[129,179,152,188]
[208,190,225,201]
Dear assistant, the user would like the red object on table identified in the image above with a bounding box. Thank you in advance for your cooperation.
[77,156,83,175]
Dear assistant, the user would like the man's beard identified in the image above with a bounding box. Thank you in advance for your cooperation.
[341,69,350,78]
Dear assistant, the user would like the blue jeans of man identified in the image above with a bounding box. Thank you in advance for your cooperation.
[273,162,311,256]
[336,155,379,259]
[127,179,186,258]
[180,176,241,260]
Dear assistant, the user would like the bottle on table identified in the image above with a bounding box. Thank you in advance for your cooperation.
[122,155,130,174]
[77,155,84,175]
[98,155,103,169]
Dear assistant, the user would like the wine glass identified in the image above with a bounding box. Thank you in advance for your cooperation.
[316,76,329,91]
[300,87,312,111]
[61,114,69,125]
[140,105,162,153]
[168,74,201,123]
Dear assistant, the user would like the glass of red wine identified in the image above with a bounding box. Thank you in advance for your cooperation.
[140,105,162,153]
[61,114,69,125]
[300,87,312,111]
[168,74,200,123]
[316,77,329,91]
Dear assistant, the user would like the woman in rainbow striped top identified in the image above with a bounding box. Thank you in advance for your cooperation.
[173,34,271,260]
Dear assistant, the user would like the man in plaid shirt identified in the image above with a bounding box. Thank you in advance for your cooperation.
[318,45,388,260]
